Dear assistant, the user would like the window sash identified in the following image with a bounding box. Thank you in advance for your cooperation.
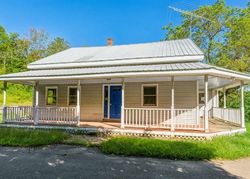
[46,88,57,106]
[68,87,77,106]
[143,85,157,106]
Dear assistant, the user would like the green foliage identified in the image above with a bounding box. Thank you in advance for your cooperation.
[0,82,32,106]
[47,37,69,56]
[163,0,250,73]
[0,26,70,105]
[0,26,70,75]
[0,127,69,147]
[101,123,250,160]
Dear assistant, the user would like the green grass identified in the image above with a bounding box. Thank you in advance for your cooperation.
[100,122,250,160]
[0,127,91,147]
[0,128,69,147]
[63,135,93,147]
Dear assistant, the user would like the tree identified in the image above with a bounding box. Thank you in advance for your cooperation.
[163,0,230,64]
[27,28,49,61]
[216,3,250,72]
[47,37,69,56]
[0,26,29,74]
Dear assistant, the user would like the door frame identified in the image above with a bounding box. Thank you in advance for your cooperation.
[102,84,122,120]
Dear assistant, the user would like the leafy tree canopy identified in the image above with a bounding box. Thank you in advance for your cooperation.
[163,0,250,73]
[0,26,70,74]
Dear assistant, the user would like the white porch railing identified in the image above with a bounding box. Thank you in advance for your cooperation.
[38,107,77,125]
[3,106,77,125]
[212,107,241,125]
[5,106,33,123]
[174,109,204,130]
[124,108,204,130]
[124,108,172,128]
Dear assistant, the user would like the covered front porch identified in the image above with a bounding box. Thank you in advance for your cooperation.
[1,73,246,137]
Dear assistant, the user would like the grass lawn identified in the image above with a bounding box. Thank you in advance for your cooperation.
[100,122,250,160]
[0,127,91,147]
[0,128,69,147]
[0,122,250,161]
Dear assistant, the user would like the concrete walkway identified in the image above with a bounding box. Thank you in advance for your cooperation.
[0,145,246,179]
[213,158,250,179]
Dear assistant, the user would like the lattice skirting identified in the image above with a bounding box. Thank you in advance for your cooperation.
[0,124,246,141]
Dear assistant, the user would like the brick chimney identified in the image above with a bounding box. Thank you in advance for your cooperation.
[107,38,113,46]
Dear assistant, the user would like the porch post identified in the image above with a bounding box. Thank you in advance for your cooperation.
[204,75,209,132]
[171,76,175,132]
[34,81,39,125]
[76,80,81,126]
[196,80,200,125]
[32,84,36,107]
[240,81,245,128]
[216,90,219,107]
[2,81,7,123]
[223,88,227,109]
[121,79,125,128]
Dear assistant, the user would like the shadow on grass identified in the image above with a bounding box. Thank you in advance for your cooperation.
[100,137,215,160]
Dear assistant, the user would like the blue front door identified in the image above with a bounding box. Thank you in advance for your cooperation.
[110,86,122,119]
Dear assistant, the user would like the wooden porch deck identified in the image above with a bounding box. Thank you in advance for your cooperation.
[0,118,244,140]
[80,118,241,134]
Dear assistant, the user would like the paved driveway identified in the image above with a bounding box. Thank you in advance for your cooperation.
[0,145,243,179]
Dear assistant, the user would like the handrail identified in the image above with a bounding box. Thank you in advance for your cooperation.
[124,107,204,130]
[4,106,78,125]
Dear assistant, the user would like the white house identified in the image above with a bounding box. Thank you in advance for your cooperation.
[0,38,249,138]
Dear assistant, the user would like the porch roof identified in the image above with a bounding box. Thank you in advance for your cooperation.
[0,62,249,82]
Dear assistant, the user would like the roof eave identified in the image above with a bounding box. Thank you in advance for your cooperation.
[1,68,249,82]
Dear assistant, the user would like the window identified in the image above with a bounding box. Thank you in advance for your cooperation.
[199,93,205,104]
[142,85,157,106]
[46,87,57,106]
[68,87,77,106]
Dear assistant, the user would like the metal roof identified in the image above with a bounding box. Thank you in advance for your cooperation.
[1,62,210,79]
[0,62,249,82]
[29,39,204,67]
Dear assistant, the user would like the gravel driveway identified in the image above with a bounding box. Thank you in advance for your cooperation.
[0,145,244,179]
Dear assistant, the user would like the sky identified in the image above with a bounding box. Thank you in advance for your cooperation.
[0,0,248,47]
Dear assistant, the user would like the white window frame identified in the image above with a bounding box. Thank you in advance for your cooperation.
[199,90,205,105]
[67,86,78,106]
[141,84,158,107]
[45,86,58,106]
